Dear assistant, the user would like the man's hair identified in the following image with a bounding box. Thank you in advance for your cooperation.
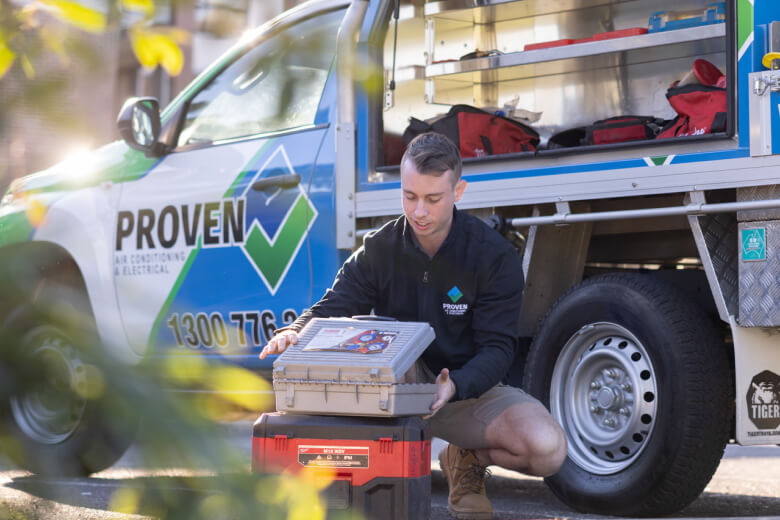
[401,132,462,183]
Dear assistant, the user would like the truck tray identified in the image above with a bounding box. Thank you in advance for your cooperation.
[272,318,436,416]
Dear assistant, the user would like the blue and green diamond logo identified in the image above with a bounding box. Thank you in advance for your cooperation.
[238,146,318,294]
[448,286,463,303]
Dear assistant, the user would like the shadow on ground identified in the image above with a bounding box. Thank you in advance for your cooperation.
[4,467,780,519]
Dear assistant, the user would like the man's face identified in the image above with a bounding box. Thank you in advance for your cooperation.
[400,158,466,244]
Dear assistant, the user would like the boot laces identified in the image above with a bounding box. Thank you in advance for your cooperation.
[457,462,491,495]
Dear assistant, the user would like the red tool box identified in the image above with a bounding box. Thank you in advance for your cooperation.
[524,38,576,51]
[253,413,431,520]
[592,27,648,40]
[524,27,647,51]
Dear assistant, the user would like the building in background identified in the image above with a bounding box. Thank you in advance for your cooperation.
[0,0,305,192]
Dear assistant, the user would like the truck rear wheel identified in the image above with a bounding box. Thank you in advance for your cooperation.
[2,301,137,476]
[523,273,732,516]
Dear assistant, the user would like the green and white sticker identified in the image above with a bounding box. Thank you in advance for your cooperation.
[742,228,766,261]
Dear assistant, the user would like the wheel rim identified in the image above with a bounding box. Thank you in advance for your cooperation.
[551,322,658,475]
[10,331,87,444]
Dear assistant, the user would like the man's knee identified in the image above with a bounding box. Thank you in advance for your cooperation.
[489,403,567,475]
[524,417,567,476]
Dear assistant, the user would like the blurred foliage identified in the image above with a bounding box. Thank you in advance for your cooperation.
[0,254,363,519]
[130,24,188,76]
[0,0,194,193]
[0,3,388,518]
[0,0,190,80]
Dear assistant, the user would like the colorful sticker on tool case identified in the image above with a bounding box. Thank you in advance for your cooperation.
[298,445,369,468]
[303,327,398,354]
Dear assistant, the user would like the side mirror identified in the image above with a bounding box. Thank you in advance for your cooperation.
[117,97,162,156]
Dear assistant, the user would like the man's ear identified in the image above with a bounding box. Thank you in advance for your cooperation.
[454,179,467,202]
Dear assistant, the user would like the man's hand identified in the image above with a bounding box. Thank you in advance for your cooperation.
[259,330,299,359]
[425,368,456,419]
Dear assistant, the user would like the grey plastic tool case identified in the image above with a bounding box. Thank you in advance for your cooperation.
[272,318,436,416]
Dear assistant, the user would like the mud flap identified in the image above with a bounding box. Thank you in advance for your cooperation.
[731,317,780,445]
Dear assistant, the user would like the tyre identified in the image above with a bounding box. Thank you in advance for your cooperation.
[523,273,732,516]
[1,298,137,476]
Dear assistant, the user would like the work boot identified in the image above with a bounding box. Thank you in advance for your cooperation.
[438,444,493,519]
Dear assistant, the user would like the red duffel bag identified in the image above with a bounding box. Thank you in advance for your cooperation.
[403,105,540,158]
[585,116,664,145]
[657,59,727,139]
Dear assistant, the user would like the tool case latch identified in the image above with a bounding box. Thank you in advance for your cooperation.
[379,386,390,410]
[285,385,295,406]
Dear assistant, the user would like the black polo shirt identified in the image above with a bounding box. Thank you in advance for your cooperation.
[288,208,524,401]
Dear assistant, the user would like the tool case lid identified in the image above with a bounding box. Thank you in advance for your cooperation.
[273,318,435,384]
[254,412,430,441]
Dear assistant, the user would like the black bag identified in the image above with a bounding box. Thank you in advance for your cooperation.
[547,127,586,149]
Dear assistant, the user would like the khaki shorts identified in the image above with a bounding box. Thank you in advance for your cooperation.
[404,361,542,449]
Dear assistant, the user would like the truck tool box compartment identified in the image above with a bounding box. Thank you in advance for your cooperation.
[375,0,735,176]
[272,318,436,416]
[252,413,431,520]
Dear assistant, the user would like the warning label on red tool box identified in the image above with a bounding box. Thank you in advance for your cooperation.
[298,445,370,468]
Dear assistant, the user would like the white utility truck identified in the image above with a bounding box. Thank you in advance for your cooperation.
[0,0,778,515]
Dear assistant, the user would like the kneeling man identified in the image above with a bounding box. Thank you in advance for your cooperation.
[261,132,567,519]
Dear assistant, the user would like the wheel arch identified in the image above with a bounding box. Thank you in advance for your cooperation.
[510,206,734,384]
[0,240,88,295]
[0,240,136,363]
[508,192,735,332]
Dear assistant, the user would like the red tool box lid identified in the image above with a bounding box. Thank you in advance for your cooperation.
[592,27,648,40]
[524,38,575,51]
[254,412,429,441]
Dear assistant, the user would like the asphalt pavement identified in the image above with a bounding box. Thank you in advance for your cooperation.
[0,421,778,519]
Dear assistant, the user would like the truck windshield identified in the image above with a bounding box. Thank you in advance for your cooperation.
[178,8,345,146]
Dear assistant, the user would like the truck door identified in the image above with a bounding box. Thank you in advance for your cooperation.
[113,8,345,364]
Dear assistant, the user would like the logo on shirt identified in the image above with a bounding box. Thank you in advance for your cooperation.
[443,286,468,315]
